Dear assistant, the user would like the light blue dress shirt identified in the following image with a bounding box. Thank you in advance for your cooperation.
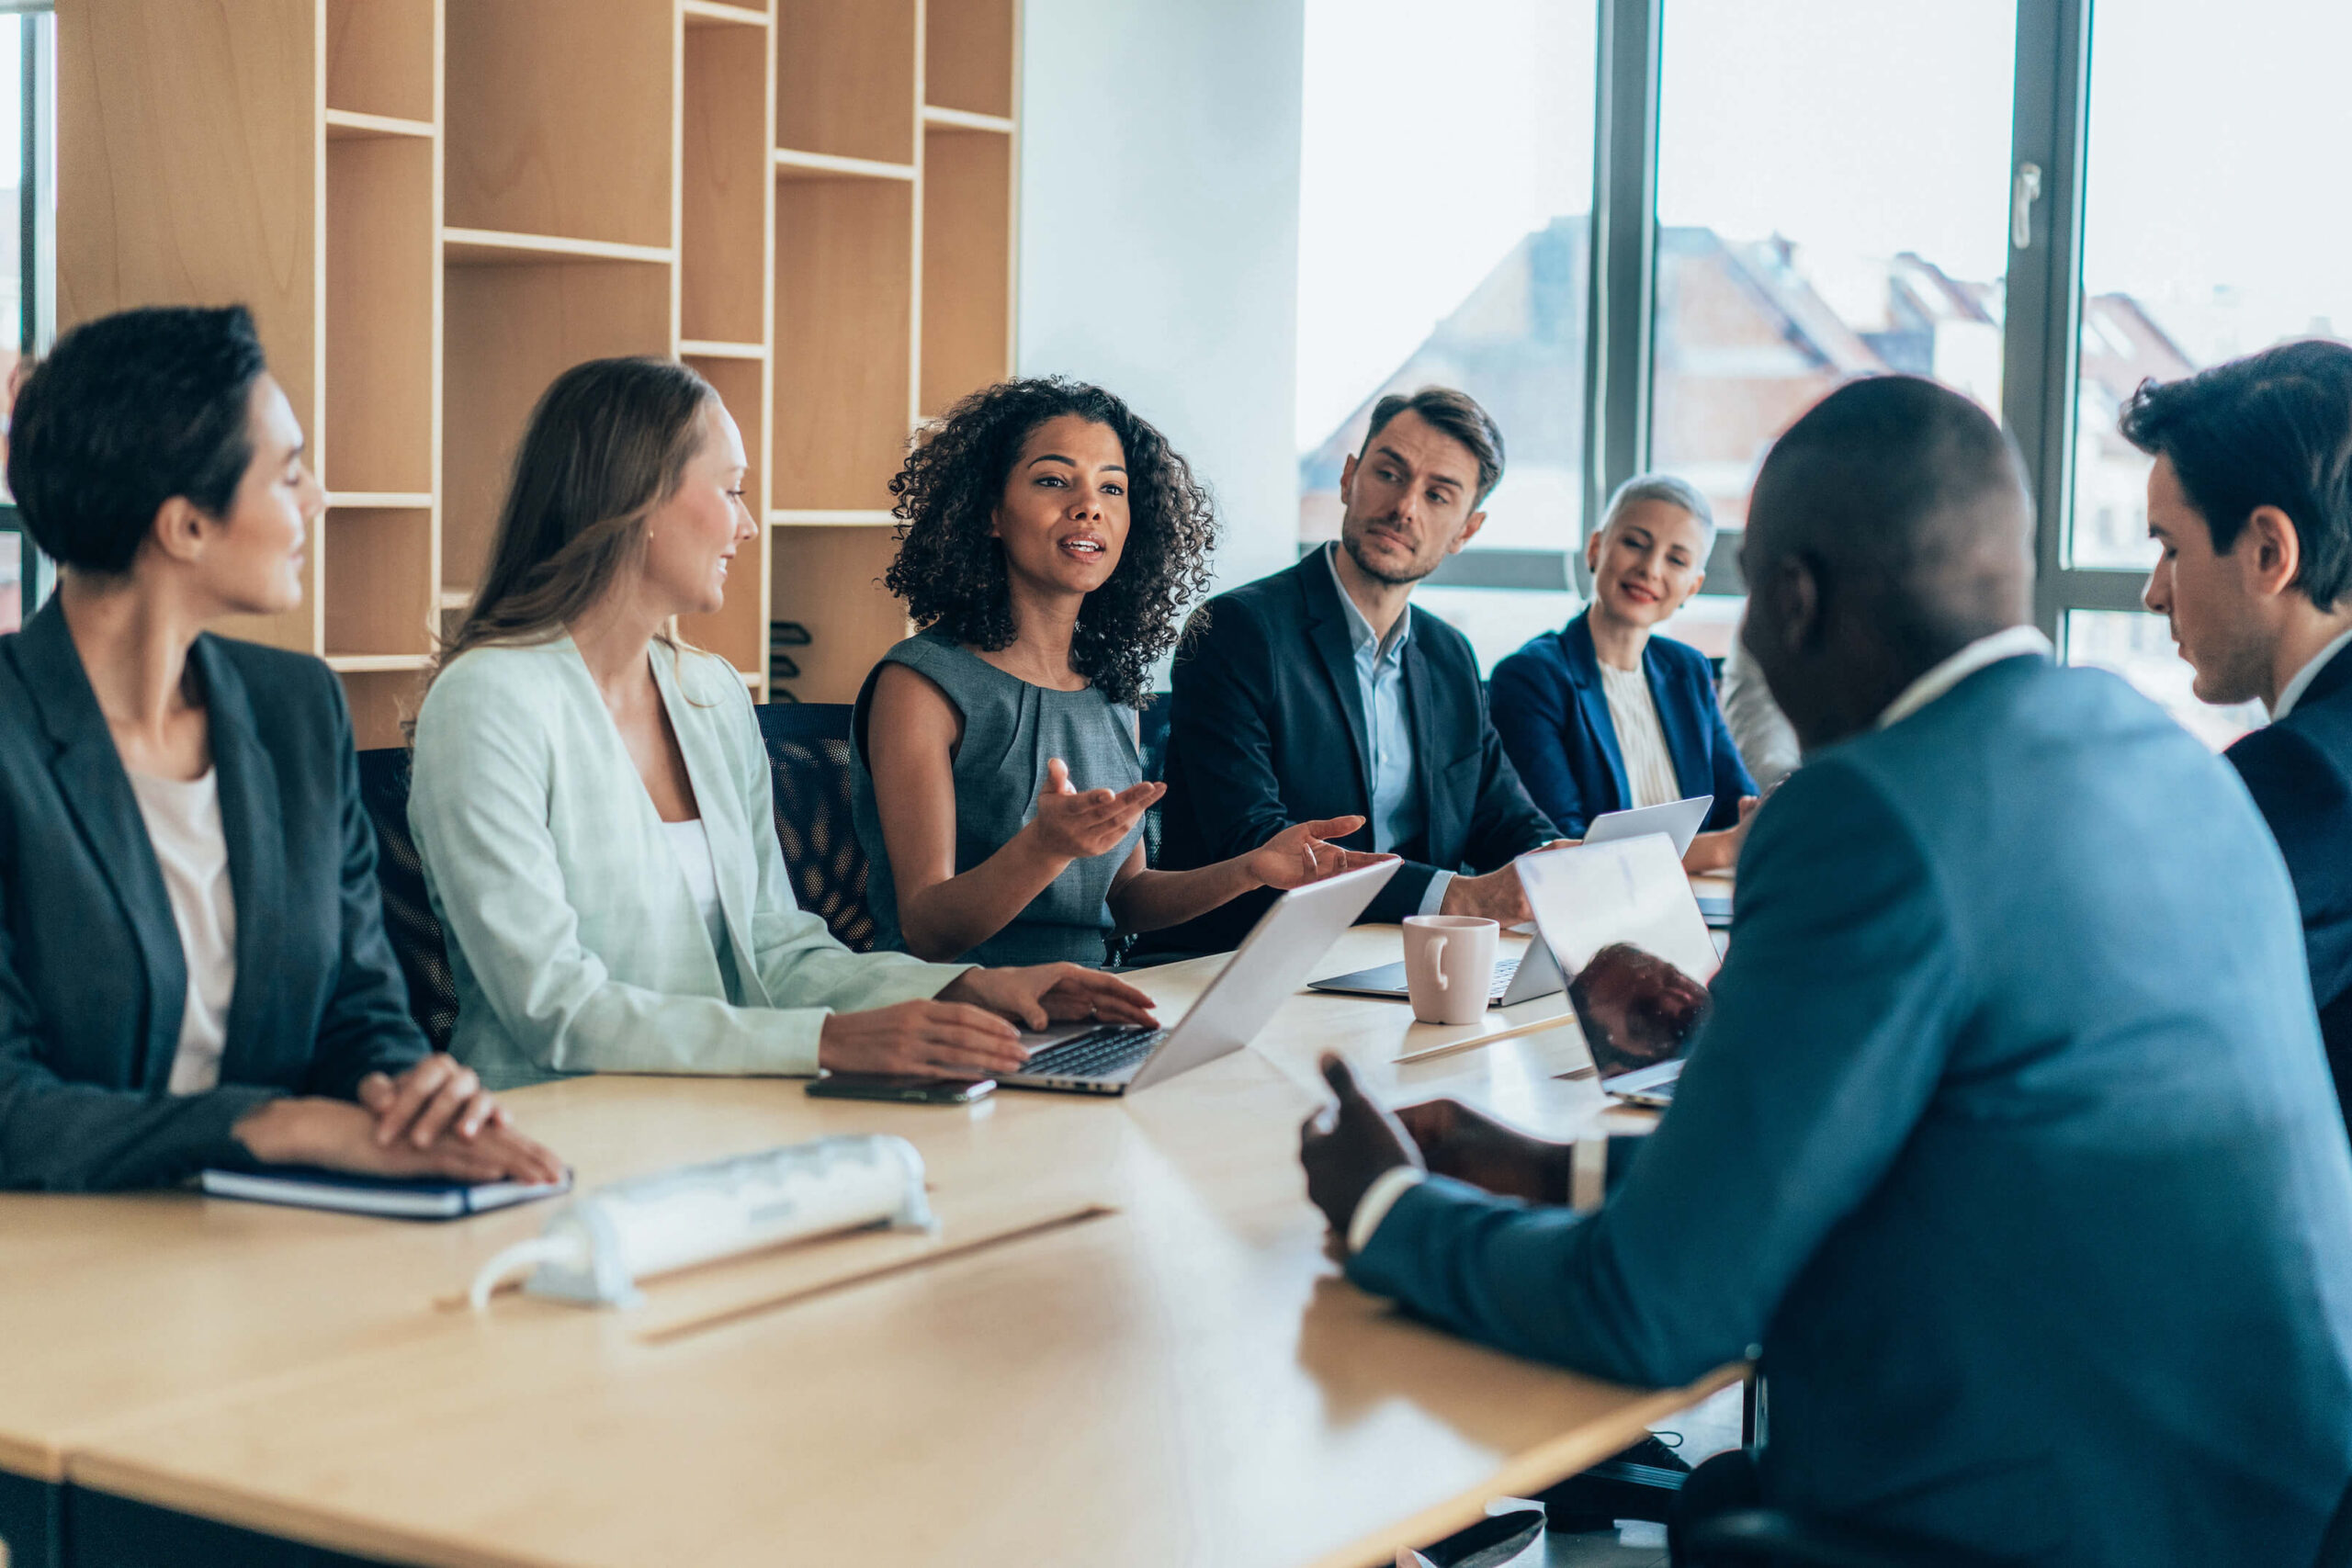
[1324,544,1452,915]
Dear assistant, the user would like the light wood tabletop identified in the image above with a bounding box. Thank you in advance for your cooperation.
[20,925,1726,1568]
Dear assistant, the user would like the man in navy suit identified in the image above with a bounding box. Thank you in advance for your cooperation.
[2132,339,2352,1124]
[1300,376,2352,1563]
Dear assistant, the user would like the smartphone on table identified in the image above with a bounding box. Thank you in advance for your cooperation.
[806,1074,995,1105]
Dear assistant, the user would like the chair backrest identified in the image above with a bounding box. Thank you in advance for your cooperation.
[1136,694,1172,868]
[354,746,458,1052]
[754,702,876,953]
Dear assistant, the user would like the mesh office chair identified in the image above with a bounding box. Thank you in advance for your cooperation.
[754,702,876,953]
[354,746,460,1053]
[1136,695,1171,867]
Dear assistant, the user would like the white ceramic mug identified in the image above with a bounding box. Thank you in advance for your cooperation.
[1401,915,1500,1025]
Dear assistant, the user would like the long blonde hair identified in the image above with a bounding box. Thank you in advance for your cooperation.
[435,356,718,679]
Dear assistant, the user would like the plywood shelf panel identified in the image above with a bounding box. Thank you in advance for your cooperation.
[325,109,435,141]
[920,125,1014,418]
[775,0,916,166]
[329,492,435,510]
[684,0,771,28]
[923,0,1017,121]
[327,0,436,124]
[327,654,435,674]
[680,339,764,359]
[774,149,915,183]
[773,178,913,513]
[327,135,436,496]
[447,0,673,249]
[771,509,896,526]
[921,106,1013,135]
[444,229,674,267]
[683,24,771,347]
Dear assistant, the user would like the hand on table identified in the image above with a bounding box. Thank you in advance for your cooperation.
[233,1097,565,1184]
[357,1055,506,1152]
[937,963,1159,1032]
[1299,1054,1420,1247]
[1394,1098,1570,1205]
[1440,863,1532,925]
[1242,816,1395,891]
[819,998,1035,1078]
[1028,757,1163,862]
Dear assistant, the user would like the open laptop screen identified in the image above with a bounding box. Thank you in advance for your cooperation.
[1516,837,1720,1084]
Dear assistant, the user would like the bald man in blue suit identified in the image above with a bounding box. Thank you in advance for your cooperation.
[1302,378,2352,1565]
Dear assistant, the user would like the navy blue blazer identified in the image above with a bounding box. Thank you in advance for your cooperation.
[1487,613,1754,839]
[1154,554,1557,952]
[0,601,428,1190]
[1351,654,2352,1563]
[2229,642,2352,1123]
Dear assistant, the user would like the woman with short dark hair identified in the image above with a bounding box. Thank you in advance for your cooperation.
[0,304,560,1190]
[854,378,1385,965]
[409,358,1159,1089]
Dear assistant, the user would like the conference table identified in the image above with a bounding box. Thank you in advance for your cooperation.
[0,912,1741,1568]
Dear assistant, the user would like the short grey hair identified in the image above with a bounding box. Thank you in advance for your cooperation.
[1600,472,1717,561]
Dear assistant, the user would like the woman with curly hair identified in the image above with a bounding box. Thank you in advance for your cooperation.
[854,378,1386,965]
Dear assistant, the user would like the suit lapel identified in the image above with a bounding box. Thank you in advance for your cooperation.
[1562,616,1629,813]
[2301,640,2352,713]
[1298,556,1374,808]
[13,601,184,1085]
[1645,641,1704,803]
[196,637,284,1083]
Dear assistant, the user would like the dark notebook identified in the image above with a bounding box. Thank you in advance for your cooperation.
[198,1166,571,1220]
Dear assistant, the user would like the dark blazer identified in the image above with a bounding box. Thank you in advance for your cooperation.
[2229,641,2352,1122]
[1487,613,1754,838]
[0,601,427,1190]
[1352,654,2352,1564]
[1155,553,1557,952]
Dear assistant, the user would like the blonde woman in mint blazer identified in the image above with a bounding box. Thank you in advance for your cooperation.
[410,358,1156,1091]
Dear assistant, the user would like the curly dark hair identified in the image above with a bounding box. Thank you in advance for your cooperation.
[884,378,1218,708]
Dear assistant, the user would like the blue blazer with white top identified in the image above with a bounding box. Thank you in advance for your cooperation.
[1487,612,1753,840]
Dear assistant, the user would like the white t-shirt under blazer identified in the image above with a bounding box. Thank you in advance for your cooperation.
[127,767,238,1095]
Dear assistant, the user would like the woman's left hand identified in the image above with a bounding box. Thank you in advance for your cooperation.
[357,1055,510,1150]
[939,963,1160,1032]
[1245,816,1396,891]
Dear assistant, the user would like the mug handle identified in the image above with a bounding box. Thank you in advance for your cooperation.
[1430,933,1449,991]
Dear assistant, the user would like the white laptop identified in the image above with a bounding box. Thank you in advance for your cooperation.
[1582,795,1713,855]
[1517,836,1721,1108]
[1308,919,1564,1008]
[999,860,1401,1096]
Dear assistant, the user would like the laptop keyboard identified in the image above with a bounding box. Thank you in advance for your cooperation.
[1486,955,1521,1002]
[1019,1024,1166,1080]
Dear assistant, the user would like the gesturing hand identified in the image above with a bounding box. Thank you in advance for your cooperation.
[938,963,1159,1032]
[1394,1098,1569,1204]
[1243,816,1396,891]
[1298,1054,1420,1247]
[1029,757,1164,862]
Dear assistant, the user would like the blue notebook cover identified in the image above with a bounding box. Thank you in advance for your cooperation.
[198,1166,571,1220]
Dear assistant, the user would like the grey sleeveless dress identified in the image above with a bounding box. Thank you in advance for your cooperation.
[851,632,1143,967]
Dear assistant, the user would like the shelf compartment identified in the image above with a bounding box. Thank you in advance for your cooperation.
[923,0,1016,121]
[684,0,771,28]
[443,228,673,267]
[773,177,913,512]
[442,260,674,592]
[327,0,436,125]
[774,149,915,183]
[919,124,1013,417]
[767,525,909,704]
[683,22,771,347]
[340,668,429,750]
[325,508,437,660]
[447,0,674,250]
[327,134,436,496]
[775,0,916,167]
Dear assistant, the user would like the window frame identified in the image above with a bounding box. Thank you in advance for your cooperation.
[2,4,52,626]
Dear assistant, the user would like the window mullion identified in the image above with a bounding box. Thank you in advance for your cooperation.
[1581,0,1663,595]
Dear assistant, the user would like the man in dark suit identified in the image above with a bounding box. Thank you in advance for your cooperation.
[2131,339,2352,1123]
[1300,376,2352,1563]
[1155,387,1557,953]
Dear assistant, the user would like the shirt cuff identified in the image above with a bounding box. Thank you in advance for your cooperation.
[1415,872,1454,918]
[1347,1164,1427,1254]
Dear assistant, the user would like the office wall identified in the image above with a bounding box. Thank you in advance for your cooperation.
[1016,0,1306,594]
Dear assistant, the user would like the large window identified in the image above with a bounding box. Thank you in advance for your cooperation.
[1294,0,1597,669]
[1292,0,2349,754]
[0,5,52,633]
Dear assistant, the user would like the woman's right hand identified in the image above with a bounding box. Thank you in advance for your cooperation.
[232,1097,566,1184]
[1027,757,1163,862]
[818,998,1035,1078]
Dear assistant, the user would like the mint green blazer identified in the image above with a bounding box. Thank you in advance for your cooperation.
[409,637,970,1089]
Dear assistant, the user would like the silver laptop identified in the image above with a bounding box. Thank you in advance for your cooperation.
[1308,920,1564,1008]
[1583,795,1713,855]
[1517,836,1721,1108]
[999,860,1401,1096]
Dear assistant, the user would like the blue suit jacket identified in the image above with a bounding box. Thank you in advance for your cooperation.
[2228,643,2352,1122]
[1351,654,2352,1564]
[0,601,429,1190]
[1487,614,1754,839]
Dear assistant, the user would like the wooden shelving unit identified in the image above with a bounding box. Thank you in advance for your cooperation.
[59,0,1018,743]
